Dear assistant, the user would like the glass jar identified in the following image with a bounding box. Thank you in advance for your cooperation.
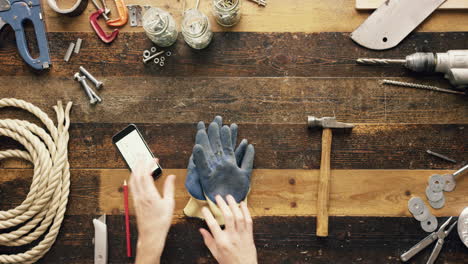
[142,7,178,47]
[182,8,213,50]
[212,0,241,27]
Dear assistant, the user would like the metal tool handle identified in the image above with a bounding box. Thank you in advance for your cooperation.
[93,218,108,264]
[453,164,468,178]
[400,233,437,262]
[8,2,51,70]
[426,239,444,264]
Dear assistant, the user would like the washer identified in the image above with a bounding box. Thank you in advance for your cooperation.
[154,57,160,64]
[166,51,172,56]
[426,186,444,202]
[443,174,456,192]
[429,195,445,209]
[151,47,157,53]
[428,174,445,192]
[421,215,438,233]
[414,206,431,222]
[159,61,165,67]
[143,50,151,58]
[458,207,468,248]
[408,197,425,215]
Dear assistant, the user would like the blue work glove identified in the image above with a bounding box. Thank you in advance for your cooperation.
[193,121,255,204]
[184,116,249,220]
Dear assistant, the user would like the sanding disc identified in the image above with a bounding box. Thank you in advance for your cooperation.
[421,215,438,233]
[408,197,425,215]
[443,174,456,192]
[428,174,445,192]
[458,207,468,248]
[429,195,445,209]
[426,186,444,202]
[414,206,431,222]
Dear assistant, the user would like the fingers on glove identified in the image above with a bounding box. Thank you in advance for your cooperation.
[230,123,238,147]
[213,115,223,128]
[226,195,245,231]
[208,122,223,157]
[193,144,211,178]
[235,139,248,166]
[196,129,215,160]
[240,201,253,233]
[202,207,222,238]
[241,144,255,176]
[221,125,235,161]
[199,228,217,255]
[163,174,176,201]
[216,195,234,231]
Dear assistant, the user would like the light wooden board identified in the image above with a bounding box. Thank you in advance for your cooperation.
[42,0,468,32]
[99,169,467,217]
[357,0,468,10]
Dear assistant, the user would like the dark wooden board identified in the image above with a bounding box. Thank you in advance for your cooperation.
[0,123,465,170]
[0,77,465,125]
[1,32,467,78]
[0,216,465,264]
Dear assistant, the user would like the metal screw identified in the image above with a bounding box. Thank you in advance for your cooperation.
[143,50,164,63]
[74,73,97,104]
[382,80,465,95]
[79,66,103,89]
[426,150,457,164]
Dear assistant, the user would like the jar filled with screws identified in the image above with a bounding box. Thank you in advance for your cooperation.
[142,7,178,47]
[182,8,213,49]
[212,0,241,27]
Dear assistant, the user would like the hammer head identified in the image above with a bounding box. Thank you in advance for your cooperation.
[307,116,354,129]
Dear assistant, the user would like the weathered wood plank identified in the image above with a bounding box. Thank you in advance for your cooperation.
[0,124,465,169]
[0,216,465,263]
[0,77,466,125]
[1,32,468,77]
[41,0,468,33]
[3,168,466,217]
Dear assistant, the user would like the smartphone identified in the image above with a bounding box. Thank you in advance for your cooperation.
[112,124,162,178]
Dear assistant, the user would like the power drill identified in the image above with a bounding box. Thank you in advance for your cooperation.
[357,50,468,90]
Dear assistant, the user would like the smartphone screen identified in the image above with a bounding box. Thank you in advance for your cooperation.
[112,124,162,178]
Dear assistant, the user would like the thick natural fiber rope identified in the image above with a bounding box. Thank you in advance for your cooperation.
[0,99,72,264]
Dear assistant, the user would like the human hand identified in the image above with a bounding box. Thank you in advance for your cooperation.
[129,157,176,264]
[200,195,258,264]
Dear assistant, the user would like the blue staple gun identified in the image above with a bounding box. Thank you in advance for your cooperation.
[0,0,51,70]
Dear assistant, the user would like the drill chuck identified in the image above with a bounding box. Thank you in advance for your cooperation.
[404,52,436,72]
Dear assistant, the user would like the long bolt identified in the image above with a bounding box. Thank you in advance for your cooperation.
[143,50,164,63]
[74,73,98,104]
[382,80,465,95]
[80,66,103,89]
[426,150,457,164]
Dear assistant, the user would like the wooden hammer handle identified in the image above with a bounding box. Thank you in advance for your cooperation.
[316,128,332,237]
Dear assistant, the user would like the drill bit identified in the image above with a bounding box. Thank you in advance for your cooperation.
[356,58,406,65]
[382,80,465,95]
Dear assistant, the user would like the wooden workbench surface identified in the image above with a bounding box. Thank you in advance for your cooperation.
[0,0,467,263]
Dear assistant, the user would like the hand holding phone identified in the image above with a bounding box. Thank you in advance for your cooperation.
[112,124,162,178]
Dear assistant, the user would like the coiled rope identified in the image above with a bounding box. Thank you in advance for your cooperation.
[0,99,72,264]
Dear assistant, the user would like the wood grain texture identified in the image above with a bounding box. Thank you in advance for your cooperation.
[317,129,332,237]
[0,216,465,263]
[97,169,467,217]
[356,0,468,10]
[0,77,466,125]
[1,32,468,78]
[2,169,466,217]
[0,124,465,170]
[41,0,468,33]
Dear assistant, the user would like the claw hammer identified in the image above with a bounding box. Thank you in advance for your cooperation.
[308,116,354,237]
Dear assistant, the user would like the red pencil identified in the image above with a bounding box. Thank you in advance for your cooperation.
[123,180,131,257]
